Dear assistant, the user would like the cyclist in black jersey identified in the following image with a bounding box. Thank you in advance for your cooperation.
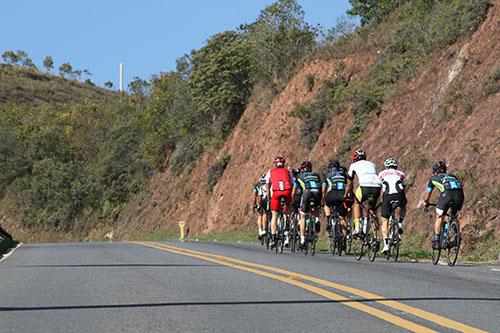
[253,174,269,240]
[423,161,464,250]
[292,161,322,246]
[322,161,349,238]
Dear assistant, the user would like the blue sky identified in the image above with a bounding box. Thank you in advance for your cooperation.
[1,0,354,88]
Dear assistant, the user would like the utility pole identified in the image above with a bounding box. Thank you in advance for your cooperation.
[119,63,123,95]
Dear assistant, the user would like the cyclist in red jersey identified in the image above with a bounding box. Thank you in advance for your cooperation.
[265,156,294,247]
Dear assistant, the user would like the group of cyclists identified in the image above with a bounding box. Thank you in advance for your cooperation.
[253,149,465,255]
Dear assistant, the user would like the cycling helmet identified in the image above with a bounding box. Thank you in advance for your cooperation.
[384,157,398,168]
[351,149,366,162]
[300,160,312,172]
[328,160,341,173]
[432,161,447,173]
[274,156,286,168]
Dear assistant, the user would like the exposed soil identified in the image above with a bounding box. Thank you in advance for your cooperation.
[116,2,499,256]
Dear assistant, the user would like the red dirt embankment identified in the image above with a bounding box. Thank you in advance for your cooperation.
[118,2,499,252]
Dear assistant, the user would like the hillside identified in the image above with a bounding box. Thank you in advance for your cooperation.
[116,1,499,259]
[0,64,117,107]
[0,0,498,260]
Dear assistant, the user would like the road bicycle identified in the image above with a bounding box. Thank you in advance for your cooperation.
[289,205,300,253]
[353,195,380,262]
[426,203,461,266]
[328,205,344,256]
[385,200,401,261]
[303,199,320,256]
[273,196,289,254]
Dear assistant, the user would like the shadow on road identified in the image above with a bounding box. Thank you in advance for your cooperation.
[5,264,222,268]
[1,297,499,312]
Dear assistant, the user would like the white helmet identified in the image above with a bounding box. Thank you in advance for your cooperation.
[384,157,398,168]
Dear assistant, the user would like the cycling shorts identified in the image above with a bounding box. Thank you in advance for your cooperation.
[270,190,292,211]
[380,192,407,218]
[354,186,381,210]
[325,190,348,217]
[292,189,302,208]
[258,198,268,214]
[300,189,322,214]
[436,189,464,216]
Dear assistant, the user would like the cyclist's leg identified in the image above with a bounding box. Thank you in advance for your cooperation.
[299,190,311,244]
[380,194,391,250]
[324,190,334,231]
[261,200,268,237]
[269,192,282,238]
[398,193,407,233]
[353,187,363,234]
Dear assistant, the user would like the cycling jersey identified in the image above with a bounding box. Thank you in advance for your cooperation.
[253,181,268,199]
[426,173,463,193]
[322,168,347,192]
[347,160,381,188]
[265,168,293,192]
[378,168,406,195]
[295,172,322,191]
[266,168,294,211]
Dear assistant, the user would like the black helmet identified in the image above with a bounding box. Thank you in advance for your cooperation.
[432,161,447,173]
[300,160,312,172]
[328,160,340,173]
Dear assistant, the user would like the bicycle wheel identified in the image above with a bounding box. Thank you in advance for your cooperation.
[290,215,296,253]
[279,221,285,254]
[431,231,441,265]
[329,218,336,255]
[392,224,400,262]
[446,220,460,266]
[367,218,378,262]
[353,231,364,261]
[335,222,343,256]
[385,220,395,261]
[275,215,281,254]
[311,230,317,256]
[345,220,353,255]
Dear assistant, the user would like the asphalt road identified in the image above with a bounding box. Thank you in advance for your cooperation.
[0,241,498,332]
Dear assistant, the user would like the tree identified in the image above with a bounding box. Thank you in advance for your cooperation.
[348,0,408,26]
[71,69,82,81]
[128,76,151,111]
[43,56,54,72]
[1,50,18,64]
[188,30,256,139]
[59,62,72,77]
[15,50,36,68]
[104,81,113,88]
[244,0,317,87]
[325,15,358,44]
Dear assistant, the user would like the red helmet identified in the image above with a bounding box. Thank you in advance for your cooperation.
[300,160,312,172]
[351,149,366,162]
[274,156,286,168]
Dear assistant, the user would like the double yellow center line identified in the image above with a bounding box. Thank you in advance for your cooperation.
[133,241,486,333]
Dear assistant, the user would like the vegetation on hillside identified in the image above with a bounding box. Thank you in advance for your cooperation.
[0,0,493,240]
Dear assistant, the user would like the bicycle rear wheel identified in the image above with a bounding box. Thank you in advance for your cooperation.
[367,219,378,262]
[353,233,364,261]
[335,223,343,256]
[446,220,460,266]
[328,218,336,255]
[392,225,400,262]
[290,214,296,253]
[345,220,353,255]
[311,231,317,256]
[431,231,441,265]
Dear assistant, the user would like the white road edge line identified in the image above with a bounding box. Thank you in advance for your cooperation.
[491,268,500,272]
[0,242,23,263]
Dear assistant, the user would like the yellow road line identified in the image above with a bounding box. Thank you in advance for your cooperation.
[135,241,434,332]
[147,242,487,333]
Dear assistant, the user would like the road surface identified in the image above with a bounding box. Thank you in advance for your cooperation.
[0,241,498,332]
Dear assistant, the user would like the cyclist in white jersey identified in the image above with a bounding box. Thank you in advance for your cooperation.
[378,158,407,254]
[344,149,381,236]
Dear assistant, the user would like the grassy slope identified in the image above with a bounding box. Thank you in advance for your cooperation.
[0,64,117,107]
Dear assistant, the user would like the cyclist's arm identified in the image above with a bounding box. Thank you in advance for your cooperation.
[423,178,434,205]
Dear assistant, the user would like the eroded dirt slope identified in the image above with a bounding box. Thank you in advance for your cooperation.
[118,3,499,252]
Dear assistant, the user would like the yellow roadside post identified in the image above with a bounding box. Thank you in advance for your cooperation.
[178,221,185,240]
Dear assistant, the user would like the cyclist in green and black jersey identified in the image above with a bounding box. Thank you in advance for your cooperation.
[423,161,464,250]
[292,161,322,246]
[322,161,349,239]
